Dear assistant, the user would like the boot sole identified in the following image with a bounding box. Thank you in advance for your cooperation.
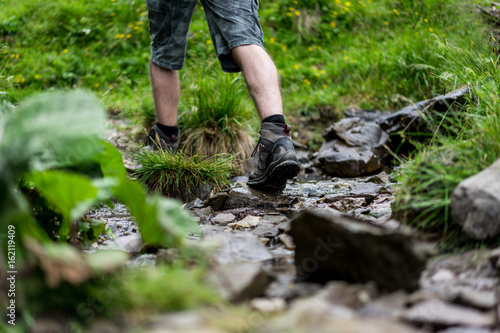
[247,160,301,191]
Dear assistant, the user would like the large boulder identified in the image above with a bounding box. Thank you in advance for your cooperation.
[318,118,389,177]
[288,210,427,291]
[451,159,500,240]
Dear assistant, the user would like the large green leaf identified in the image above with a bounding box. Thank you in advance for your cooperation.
[0,90,107,181]
[26,171,102,236]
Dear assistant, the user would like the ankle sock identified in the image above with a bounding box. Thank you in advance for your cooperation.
[262,114,286,126]
[156,123,179,137]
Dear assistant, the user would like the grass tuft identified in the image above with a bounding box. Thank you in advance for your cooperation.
[179,69,257,159]
[133,148,238,201]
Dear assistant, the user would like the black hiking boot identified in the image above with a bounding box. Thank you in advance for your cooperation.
[148,124,180,154]
[247,122,301,191]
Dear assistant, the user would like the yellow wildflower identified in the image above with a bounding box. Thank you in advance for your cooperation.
[303,79,311,85]
[63,49,68,54]
[35,74,40,79]
[345,2,351,6]
[295,10,300,16]
[126,34,132,38]
[393,9,400,15]
[330,21,337,28]
[269,37,275,43]
[293,64,300,69]
[424,18,429,22]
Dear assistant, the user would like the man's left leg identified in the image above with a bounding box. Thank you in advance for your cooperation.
[232,45,300,190]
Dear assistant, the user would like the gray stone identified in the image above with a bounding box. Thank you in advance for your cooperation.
[208,262,270,302]
[288,210,426,291]
[349,182,384,197]
[379,87,470,134]
[114,234,143,253]
[277,234,295,250]
[314,281,378,310]
[203,232,273,264]
[224,187,296,210]
[403,299,496,328]
[318,118,389,177]
[202,192,228,211]
[211,213,236,225]
[438,328,500,333]
[451,159,500,240]
[228,215,261,229]
[250,297,287,313]
[329,197,367,213]
[191,206,214,223]
[258,297,422,333]
[367,171,390,184]
[358,291,408,320]
[253,223,280,238]
[489,247,500,270]
[453,287,498,310]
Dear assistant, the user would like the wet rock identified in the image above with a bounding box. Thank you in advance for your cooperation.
[318,118,389,177]
[438,328,500,333]
[224,187,296,210]
[191,206,214,223]
[145,311,224,333]
[358,291,408,320]
[114,234,143,253]
[452,287,498,310]
[288,210,426,291]
[203,232,273,264]
[277,234,295,250]
[211,213,236,225]
[329,197,366,213]
[253,223,280,238]
[379,87,469,135]
[367,171,390,184]
[349,182,386,197]
[276,221,291,233]
[488,247,500,271]
[344,107,392,122]
[313,281,378,310]
[250,297,287,313]
[208,262,270,302]
[228,215,261,229]
[403,299,496,328]
[202,192,228,211]
[258,296,422,333]
[185,198,204,210]
[451,159,500,240]
[431,269,456,282]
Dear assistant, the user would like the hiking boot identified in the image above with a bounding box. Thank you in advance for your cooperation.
[247,122,301,191]
[148,124,180,154]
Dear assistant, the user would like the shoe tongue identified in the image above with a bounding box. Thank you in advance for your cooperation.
[262,122,290,136]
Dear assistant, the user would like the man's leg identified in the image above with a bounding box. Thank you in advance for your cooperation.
[148,61,181,153]
[232,45,300,190]
[231,44,283,120]
[150,61,180,126]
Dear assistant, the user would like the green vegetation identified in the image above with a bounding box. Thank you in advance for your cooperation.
[393,41,500,245]
[1,0,500,330]
[133,149,238,201]
[0,0,488,120]
[0,91,218,330]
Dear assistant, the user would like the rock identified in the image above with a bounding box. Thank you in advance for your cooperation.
[228,215,261,229]
[211,213,236,225]
[344,107,392,123]
[403,299,496,328]
[313,281,378,310]
[252,223,280,238]
[349,182,385,197]
[451,159,500,240]
[489,247,500,270]
[367,171,390,184]
[277,234,295,250]
[250,297,287,313]
[431,269,456,282]
[114,234,143,253]
[207,262,270,302]
[358,291,408,320]
[203,232,273,264]
[318,118,389,177]
[146,311,225,333]
[379,87,470,134]
[329,197,366,213]
[191,206,214,223]
[288,210,426,291]
[202,192,228,211]
[453,287,498,310]
[258,297,422,333]
[438,328,500,333]
[224,187,296,210]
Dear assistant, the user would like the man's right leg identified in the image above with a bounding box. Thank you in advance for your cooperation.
[148,62,181,153]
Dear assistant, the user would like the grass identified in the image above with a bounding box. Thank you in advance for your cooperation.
[178,68,257,159]
[0,0,490,125]
[393,40,500,247]
[133,148,238,201]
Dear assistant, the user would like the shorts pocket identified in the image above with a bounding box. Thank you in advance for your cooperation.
[146,0,171,44]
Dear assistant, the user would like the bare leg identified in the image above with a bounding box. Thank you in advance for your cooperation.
[231,45,284,120]
[149,61,180,126]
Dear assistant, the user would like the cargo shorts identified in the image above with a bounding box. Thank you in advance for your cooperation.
[146,0,264,73]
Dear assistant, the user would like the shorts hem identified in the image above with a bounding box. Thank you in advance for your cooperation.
[151,57,184,71]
